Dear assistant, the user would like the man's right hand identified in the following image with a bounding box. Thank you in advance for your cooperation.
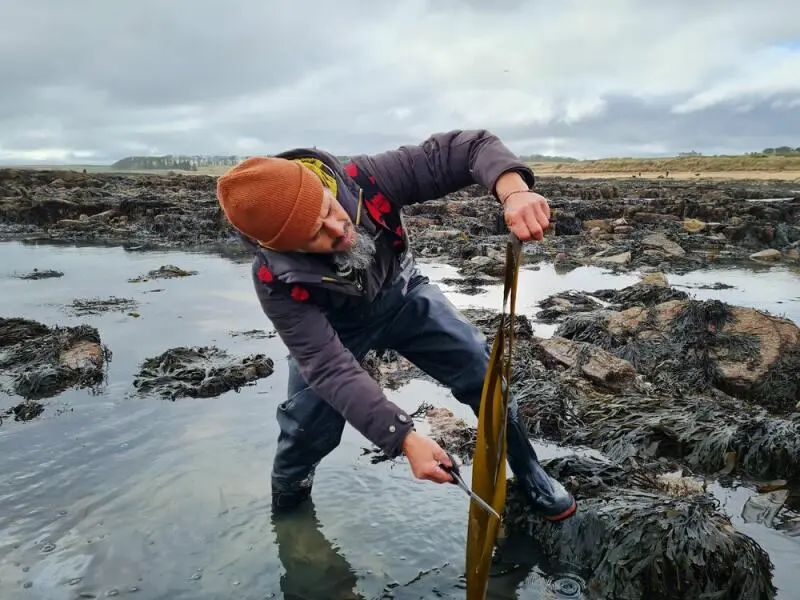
[401,430,454,484]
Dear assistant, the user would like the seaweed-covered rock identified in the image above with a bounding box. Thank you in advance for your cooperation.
[459,305,800,482]
[2,169,798,273]
[0,316,109,403]
[408,406,776,600]
[128,264,198,282]
[504,455,776,600]
[67,296,139,316]
[16,268,64,280]
[557,296,800,413]
[133,346,275,400]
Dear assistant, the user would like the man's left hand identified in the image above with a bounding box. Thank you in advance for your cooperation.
[502,190,551,242]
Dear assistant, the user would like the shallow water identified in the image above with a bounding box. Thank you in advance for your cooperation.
[0,241,799,599]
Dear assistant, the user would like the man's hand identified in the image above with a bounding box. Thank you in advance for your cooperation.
[402,431,454,484]
[502,190,551,242]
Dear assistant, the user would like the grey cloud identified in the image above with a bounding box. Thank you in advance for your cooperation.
[1,0,799,164]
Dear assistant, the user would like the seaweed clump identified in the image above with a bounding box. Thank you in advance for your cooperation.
[128,264,198,283]
[555,294,799,414]
[504,455,776,600]
[0,316,110,404]
[414,406,777,600]
[132,346,275,400]
[464,307,800,482]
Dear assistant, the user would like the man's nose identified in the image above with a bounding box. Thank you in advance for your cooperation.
[323,218,346,238]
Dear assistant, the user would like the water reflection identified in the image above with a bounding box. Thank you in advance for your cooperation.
[272,500,362,600]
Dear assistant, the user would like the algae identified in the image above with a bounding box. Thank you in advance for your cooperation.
[132,345,275,400]
[0,316,110,402]
[503,455,776,600]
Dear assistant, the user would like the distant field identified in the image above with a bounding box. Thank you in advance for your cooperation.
[5,154,800,182]
[529,154,800,181]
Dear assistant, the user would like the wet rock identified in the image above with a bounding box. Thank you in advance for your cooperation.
[538,336,636,392]
[684,218,707,233]
[536,292,603,324]
[465,305,800,482]
[422,407,777,600]
[439,275,492,295]
[504,455,776,600]
[639,271,668,287]
[749,249,781,261]
[133,346,275,400]
[592,251,631,266]
[128,264,198,283]
[555,289,800,413]
[0,317,110,406]
[641,232,686,258]
[68,296,138,316]
[16,268,64,280]
[582,219,612,232]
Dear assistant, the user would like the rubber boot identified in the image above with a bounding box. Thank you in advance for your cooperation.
[505,409,576,521]
[271,468,315,513]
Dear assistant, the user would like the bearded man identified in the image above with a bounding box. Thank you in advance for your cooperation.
[216,129,577,522]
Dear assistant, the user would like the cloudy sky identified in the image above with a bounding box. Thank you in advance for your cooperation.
[1,0,799,164]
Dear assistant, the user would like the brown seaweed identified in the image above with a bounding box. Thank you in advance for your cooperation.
[132,346,275,400]
[0,316,110,402]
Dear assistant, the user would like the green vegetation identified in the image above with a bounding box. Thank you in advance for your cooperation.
[110,155,248,171]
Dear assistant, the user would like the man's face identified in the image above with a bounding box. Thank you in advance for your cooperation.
[300,187,355,253]
[296,187,377,272]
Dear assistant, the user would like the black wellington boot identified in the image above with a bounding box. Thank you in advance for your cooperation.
[271,468,315,514]
[505,408,576,521]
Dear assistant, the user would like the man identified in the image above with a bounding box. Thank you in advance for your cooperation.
[216,129,577,522]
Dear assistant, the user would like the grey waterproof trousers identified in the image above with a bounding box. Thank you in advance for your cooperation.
[271,269,489,494]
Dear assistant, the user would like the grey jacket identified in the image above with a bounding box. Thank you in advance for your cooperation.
[240,130,535,457]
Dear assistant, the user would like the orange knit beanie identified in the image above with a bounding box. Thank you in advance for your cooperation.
[216,156,324,251]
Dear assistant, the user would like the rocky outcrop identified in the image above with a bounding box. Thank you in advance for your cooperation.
[2,169,797,275]
[402,406,778,600]
[132,346,275,400]
[0,317,110,421]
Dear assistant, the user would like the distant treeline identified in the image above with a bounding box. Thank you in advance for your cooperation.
[518,154,579,162]
[110,155,248,170]
[109,147,800,172]
[110,152,579,171]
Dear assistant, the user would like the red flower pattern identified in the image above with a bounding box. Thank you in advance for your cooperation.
[257,264,274,283]
[290,285,310,302]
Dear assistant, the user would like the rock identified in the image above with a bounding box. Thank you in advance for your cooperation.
[565,296,800,413]
[539,336,637,391]
[613,225,634,234]
[469,255,493,266]
[642,233,686,258]
[631,212,681,224]
[684,218,707,233]
[59,340,105,371]
[749,249,781,261]
[640,272,669,287]
[413,406,778,600]
[133,346,275,400]
[17,268,64,280]
[582,219,612,232]
[0,317,110,404]
[594,251,631,266]
[714,306,799,400]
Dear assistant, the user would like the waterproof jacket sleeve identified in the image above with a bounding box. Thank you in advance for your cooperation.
[251,258,414,457]
[352,129,536,207]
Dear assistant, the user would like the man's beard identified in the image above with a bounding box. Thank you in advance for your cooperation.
[331,225,376,274]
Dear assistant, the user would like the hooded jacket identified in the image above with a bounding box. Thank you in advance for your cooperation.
[239,129,536,458]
